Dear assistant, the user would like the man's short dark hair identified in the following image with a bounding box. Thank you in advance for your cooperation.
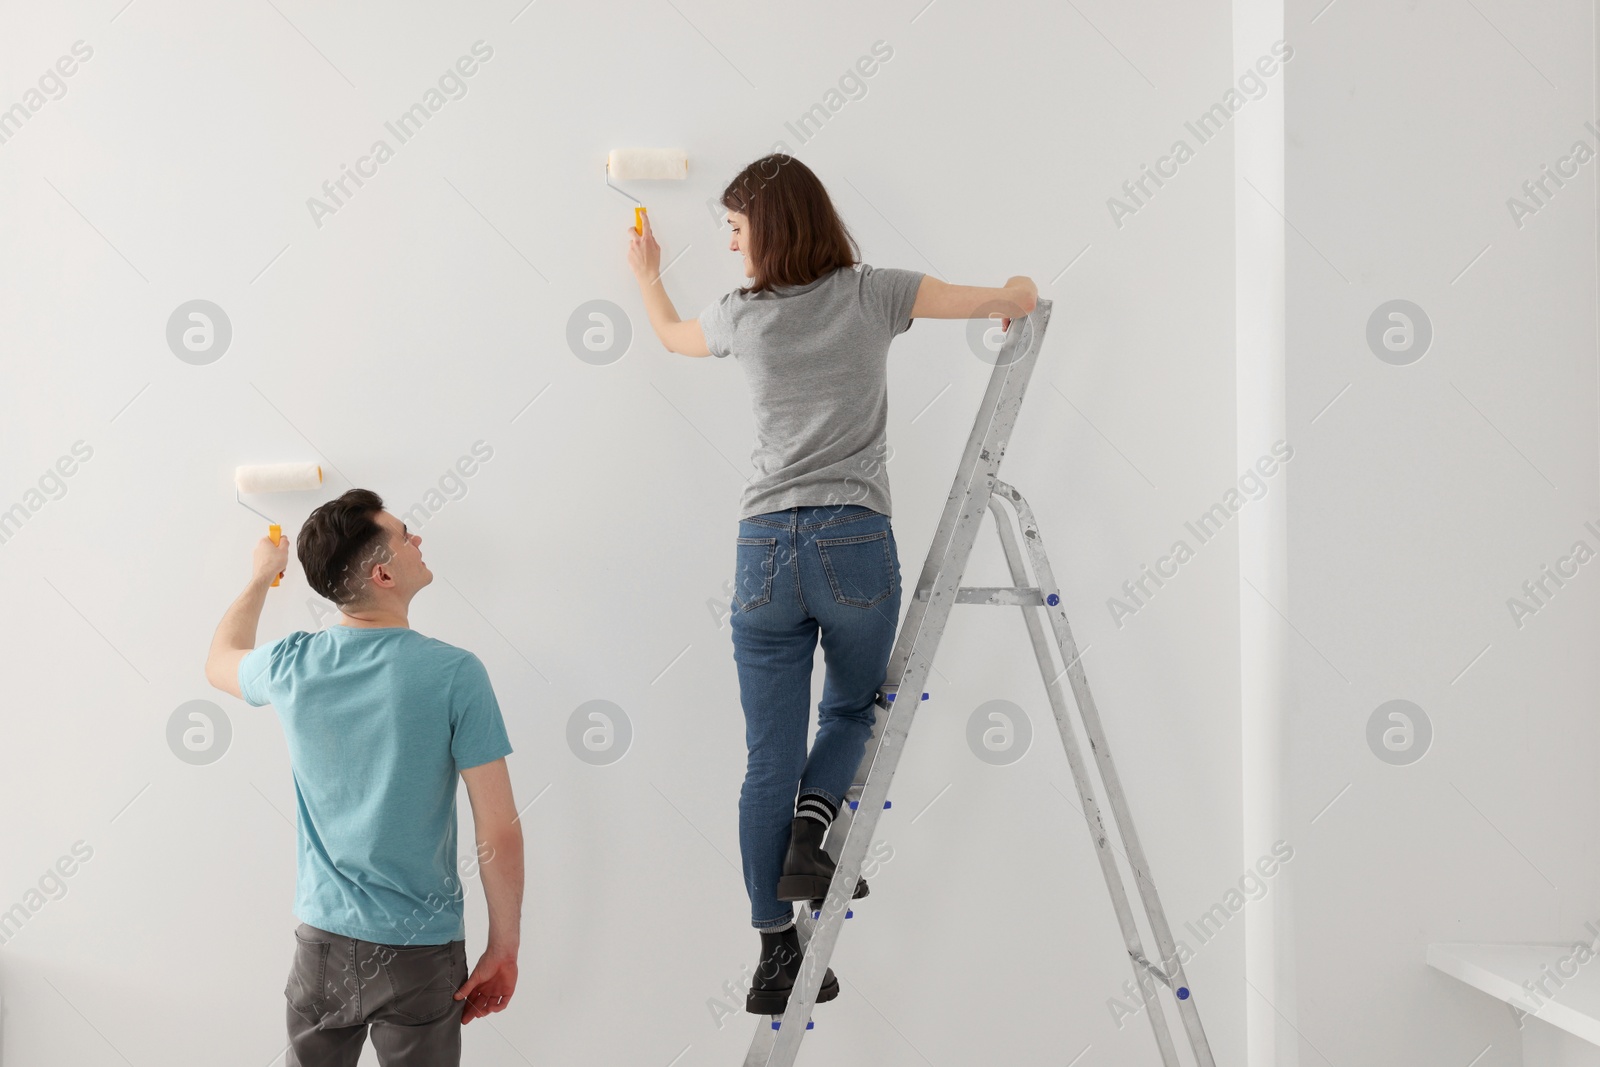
[298,489,392,607]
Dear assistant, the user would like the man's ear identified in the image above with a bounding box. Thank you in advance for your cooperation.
[370,562,394,588]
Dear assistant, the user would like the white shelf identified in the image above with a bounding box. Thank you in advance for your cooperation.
[1429,942,1600,1045]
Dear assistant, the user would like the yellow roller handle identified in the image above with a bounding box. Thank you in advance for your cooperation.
[634,206,645,235]
[269,523,283,588]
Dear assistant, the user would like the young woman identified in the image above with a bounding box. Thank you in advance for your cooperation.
[628,153,1037,1015]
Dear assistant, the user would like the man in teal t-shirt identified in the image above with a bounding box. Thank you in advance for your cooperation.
[206,488,524,1066]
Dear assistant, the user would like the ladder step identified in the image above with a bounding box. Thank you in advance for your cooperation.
[811,908,852,920]
[770,1019,815,1030]
[846,799,891,810]
[916,585,1054,606]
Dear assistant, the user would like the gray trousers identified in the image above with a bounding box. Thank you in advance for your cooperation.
[286,922,468,1067]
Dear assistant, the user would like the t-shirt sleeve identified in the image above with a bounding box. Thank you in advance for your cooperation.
[238,633,305,707]
[697,292,737,358]
[861,264,926,337]
[448,652,514,771]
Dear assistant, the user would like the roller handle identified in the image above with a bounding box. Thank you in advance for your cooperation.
[269,524,284,588]
[634,206,645,235]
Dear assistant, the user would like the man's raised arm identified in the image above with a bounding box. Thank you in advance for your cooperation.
[204,534,291,699]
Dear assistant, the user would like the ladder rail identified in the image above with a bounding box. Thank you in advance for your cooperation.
[875,311,1046,714]
[985,492,1184,1067]
[846,309,1048,809]
[996,481,1217,1067]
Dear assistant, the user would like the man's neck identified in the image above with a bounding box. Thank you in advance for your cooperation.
[337,604,410,629]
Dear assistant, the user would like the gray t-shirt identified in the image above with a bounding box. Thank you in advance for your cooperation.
[699,263,925,519]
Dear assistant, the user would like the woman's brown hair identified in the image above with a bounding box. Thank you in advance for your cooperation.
[719,154,859,294]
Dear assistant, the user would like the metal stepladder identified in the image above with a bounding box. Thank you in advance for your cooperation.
[742,298,1216,1067]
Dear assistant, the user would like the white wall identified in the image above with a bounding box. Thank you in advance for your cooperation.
[1286,1,1600,1065]
[0,2,1247,1064]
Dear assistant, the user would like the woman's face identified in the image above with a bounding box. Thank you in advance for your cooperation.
[726,209,754,278]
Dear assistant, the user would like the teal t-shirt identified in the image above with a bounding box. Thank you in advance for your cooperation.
[238,625,513,945]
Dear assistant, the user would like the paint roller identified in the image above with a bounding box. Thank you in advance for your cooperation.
[606,148,687,234]
[234,462,323,587]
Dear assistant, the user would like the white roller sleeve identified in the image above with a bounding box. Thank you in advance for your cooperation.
[235,463,323,494]
[607,148,688,181]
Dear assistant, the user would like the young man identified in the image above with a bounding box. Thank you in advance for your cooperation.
[205,488,524,1065]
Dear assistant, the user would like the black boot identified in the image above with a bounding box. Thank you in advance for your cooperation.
[745,924,840,1014]
[775,816,870,906]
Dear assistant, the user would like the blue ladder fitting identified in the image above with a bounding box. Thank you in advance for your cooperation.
[885,692,928,702]
[1046,593,1060,606]
[1176,987,1190,1000]
[847,799,891,810]
[812,908,853,920]
[771,1019,815,1030]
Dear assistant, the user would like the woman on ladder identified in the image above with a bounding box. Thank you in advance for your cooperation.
[628,153,1037,1015]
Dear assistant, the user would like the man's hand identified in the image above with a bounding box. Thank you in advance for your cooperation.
[253,532,291,586]
[455,947,518,1024]
[627,208,662,281]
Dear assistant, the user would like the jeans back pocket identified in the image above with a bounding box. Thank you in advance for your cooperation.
[286,928,332,1020]
[815,531,894,608]
[382,941,463,1024]
[734,537,778,613]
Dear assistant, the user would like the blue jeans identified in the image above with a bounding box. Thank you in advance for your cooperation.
[730,504,903,929]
